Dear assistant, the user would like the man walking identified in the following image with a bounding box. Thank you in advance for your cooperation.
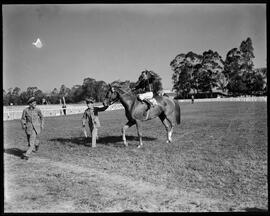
[21,97,44,160]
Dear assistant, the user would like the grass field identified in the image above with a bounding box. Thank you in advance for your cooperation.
[4,102,268,212]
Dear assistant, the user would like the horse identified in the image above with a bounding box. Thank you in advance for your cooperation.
[104,82,181,148]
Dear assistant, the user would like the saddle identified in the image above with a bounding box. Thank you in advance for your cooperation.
[141,97,158,120]
[140,97,158,107]
[148,98,158,106]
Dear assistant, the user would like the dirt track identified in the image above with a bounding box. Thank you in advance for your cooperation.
[5,153,236,212]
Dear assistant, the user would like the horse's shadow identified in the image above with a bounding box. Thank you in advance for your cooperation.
[98,135,157,146]
[4,148,26,158]
[49,135,157,147]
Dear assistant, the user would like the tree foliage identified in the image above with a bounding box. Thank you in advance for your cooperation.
[170,52,202,98]
[3,76,114,105]
[3,37,266,105]
[224,37,260,95]
[170,50,226,98]
[171,37,266,98]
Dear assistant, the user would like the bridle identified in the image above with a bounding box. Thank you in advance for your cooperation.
[106,87,120,105]
[106,85,133,105]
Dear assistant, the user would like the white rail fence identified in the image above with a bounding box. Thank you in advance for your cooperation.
[3,97,267,121]
[3,103,124,121]
[177,96,267,103]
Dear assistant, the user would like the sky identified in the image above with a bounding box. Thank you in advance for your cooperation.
[3,4,267,92]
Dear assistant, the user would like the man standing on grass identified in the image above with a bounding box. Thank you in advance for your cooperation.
[21,97,44,160]
[82,98,108,147]
[191,95,194,104]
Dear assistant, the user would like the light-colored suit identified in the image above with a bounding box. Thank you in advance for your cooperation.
[82,106,108,147]
[21,107,44,156]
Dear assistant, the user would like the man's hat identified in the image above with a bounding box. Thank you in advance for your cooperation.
[85,97,95,104]
[27,96,36,104]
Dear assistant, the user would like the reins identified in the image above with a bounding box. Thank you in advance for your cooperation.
[108,86,133,105]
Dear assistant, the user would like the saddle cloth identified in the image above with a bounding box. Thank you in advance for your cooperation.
[149,98,158,106]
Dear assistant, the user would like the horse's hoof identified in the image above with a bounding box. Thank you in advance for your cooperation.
[123,142,128,147]
[166,140,172,143]
[137,145,142,148]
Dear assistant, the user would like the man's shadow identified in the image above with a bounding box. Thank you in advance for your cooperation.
[49,137,89,146]
[244,207,267,212]
[50,135,157,147]
[4,148,26,158]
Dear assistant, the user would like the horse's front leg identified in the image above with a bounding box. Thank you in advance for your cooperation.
[122,121,135,147]
[136,121,143,148]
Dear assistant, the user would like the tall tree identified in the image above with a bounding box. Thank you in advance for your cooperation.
[239,37,255,74]
[170,52,203,98]
[199,50,225,93]
[82,78,96,99]
[224,37,255,95]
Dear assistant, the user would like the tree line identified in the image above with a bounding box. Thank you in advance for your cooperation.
[3,37,267,105]
[3,78,112,106]
[170,37,267,98]
[3,73,161,106]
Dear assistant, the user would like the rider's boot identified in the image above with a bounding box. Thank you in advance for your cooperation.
[143,99,152,111]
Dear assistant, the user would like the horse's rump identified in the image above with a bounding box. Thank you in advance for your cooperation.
[173,99,181,124]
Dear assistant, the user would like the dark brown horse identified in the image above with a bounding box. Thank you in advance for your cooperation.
[104,82,181,148]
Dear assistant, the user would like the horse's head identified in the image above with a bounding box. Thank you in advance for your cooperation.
[104,84,119,106]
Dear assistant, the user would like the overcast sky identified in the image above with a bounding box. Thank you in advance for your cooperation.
[3,4,266,92]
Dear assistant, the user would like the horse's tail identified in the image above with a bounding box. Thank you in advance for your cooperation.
[173,99,181,125]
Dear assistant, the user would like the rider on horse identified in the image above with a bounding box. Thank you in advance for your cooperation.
[135,70,155,111]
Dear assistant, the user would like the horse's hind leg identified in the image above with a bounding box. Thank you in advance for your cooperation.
[122,121,135,147]
[159,113,173,143]
[166,114,175,143]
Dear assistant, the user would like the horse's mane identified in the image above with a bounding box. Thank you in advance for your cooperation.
[110,80,132,94]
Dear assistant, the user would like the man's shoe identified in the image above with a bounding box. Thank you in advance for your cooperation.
[35,145,39,152]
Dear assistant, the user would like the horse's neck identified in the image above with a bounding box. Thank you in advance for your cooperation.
[118,92,135,110]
